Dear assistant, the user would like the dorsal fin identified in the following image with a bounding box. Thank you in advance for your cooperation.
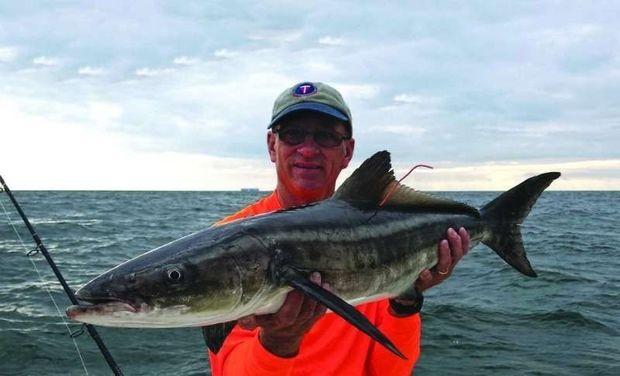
[333,151,395,203]
[334,151,480,217]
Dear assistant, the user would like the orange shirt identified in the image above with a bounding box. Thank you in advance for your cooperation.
[208,192,421,375]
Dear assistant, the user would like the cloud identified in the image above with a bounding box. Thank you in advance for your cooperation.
[32,56,60,66]
[214,49,237,59]
[335,156,620,192]
[383,94,443,115]
[303,61,337,75]
[0,95,275,190]
[394,94,425,104]
[135,67,175,77]
[318,36,344,46]
[0,46,18,62]
[78,66,105,76]
[336,83,379,99]
[173,56,200,66]
[88,101,123,126]
[536,24,603,49]
[0,2,618,190]
[364,125,427,137]
[386,158,620,191]
[246,29,303,44]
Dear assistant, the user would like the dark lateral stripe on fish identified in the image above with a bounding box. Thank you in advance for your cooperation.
[267,213,472,245]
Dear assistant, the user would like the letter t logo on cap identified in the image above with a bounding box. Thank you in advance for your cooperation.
[293,82,317,97]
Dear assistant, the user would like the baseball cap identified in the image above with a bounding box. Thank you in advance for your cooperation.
[269,82,352,134]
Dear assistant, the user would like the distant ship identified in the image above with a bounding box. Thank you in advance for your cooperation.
[240,188,260,192]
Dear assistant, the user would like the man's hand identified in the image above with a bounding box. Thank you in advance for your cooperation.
[415,227,470,292]
[238,272,328,358]
[389,227,470,316]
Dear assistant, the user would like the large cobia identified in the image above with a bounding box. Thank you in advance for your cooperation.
[67,151,560,358]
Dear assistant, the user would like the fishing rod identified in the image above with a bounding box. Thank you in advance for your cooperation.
[0,175,124,376]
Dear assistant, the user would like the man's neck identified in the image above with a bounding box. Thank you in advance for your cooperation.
[275,185,334,209]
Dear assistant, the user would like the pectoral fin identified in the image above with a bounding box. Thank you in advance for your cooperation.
[280,266,407,359]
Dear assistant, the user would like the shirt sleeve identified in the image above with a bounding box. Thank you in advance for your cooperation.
[366,300,422,375]
[208,325,296,376]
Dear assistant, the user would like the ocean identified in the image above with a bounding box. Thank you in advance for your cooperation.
[0,191,618,375]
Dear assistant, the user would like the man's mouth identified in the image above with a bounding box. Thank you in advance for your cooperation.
[293,162,322,170]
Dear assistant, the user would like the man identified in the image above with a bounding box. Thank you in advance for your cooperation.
[207,82,470,375]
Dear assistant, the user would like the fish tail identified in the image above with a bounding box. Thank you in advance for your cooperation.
[480,172,561,277]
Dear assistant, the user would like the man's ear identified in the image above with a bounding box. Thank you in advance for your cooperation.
[342,138,355,169]
[267,131,277,162]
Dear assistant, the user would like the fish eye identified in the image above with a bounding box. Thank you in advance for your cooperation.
[165,267,183,283]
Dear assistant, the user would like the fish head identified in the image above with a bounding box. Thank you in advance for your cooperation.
[66,240,257,327]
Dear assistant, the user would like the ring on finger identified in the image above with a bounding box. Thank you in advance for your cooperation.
[438,269,449,275]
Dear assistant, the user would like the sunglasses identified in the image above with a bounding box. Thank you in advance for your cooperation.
[275,128,350,148]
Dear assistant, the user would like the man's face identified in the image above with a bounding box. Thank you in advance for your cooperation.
[267,112,355,201]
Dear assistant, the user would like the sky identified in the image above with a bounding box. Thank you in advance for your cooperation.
[0,1,618,190]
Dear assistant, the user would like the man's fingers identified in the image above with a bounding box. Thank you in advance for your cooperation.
[459,227,470,255]
[414,228,470,293]
[414,269,433,292]
[296,273,321,322]
[436,239,451,275]
[447,227,463,264]
[273,272,324,327]
[418,269,433,284]
[246,272,328,338]
[273,289,305,327]
[309,282,329,323]
[313,303,327,318]
[309,280,330,321]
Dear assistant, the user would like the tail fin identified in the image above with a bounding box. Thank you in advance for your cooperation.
[481,172,561,277]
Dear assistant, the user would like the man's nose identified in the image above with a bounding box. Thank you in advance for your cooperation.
[296,135,321,157]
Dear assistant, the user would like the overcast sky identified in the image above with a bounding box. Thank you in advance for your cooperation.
[1,1,618,190]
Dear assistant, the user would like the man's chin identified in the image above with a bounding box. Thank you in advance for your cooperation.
[290,179,330,198]
[291,168,325,185]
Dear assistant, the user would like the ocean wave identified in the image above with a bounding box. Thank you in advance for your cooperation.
[425,304,617,335]
[521,309,617,334]
[535,268,600,284]
[28,218,103,226]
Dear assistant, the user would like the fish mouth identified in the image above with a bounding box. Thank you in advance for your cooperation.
[66,297,140,320]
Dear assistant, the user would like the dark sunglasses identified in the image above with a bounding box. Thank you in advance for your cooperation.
[275,128,350,148]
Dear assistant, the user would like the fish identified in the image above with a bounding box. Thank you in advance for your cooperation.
[66,151,560,359]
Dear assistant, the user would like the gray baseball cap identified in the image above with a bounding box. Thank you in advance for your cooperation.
[269,82,352,134]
